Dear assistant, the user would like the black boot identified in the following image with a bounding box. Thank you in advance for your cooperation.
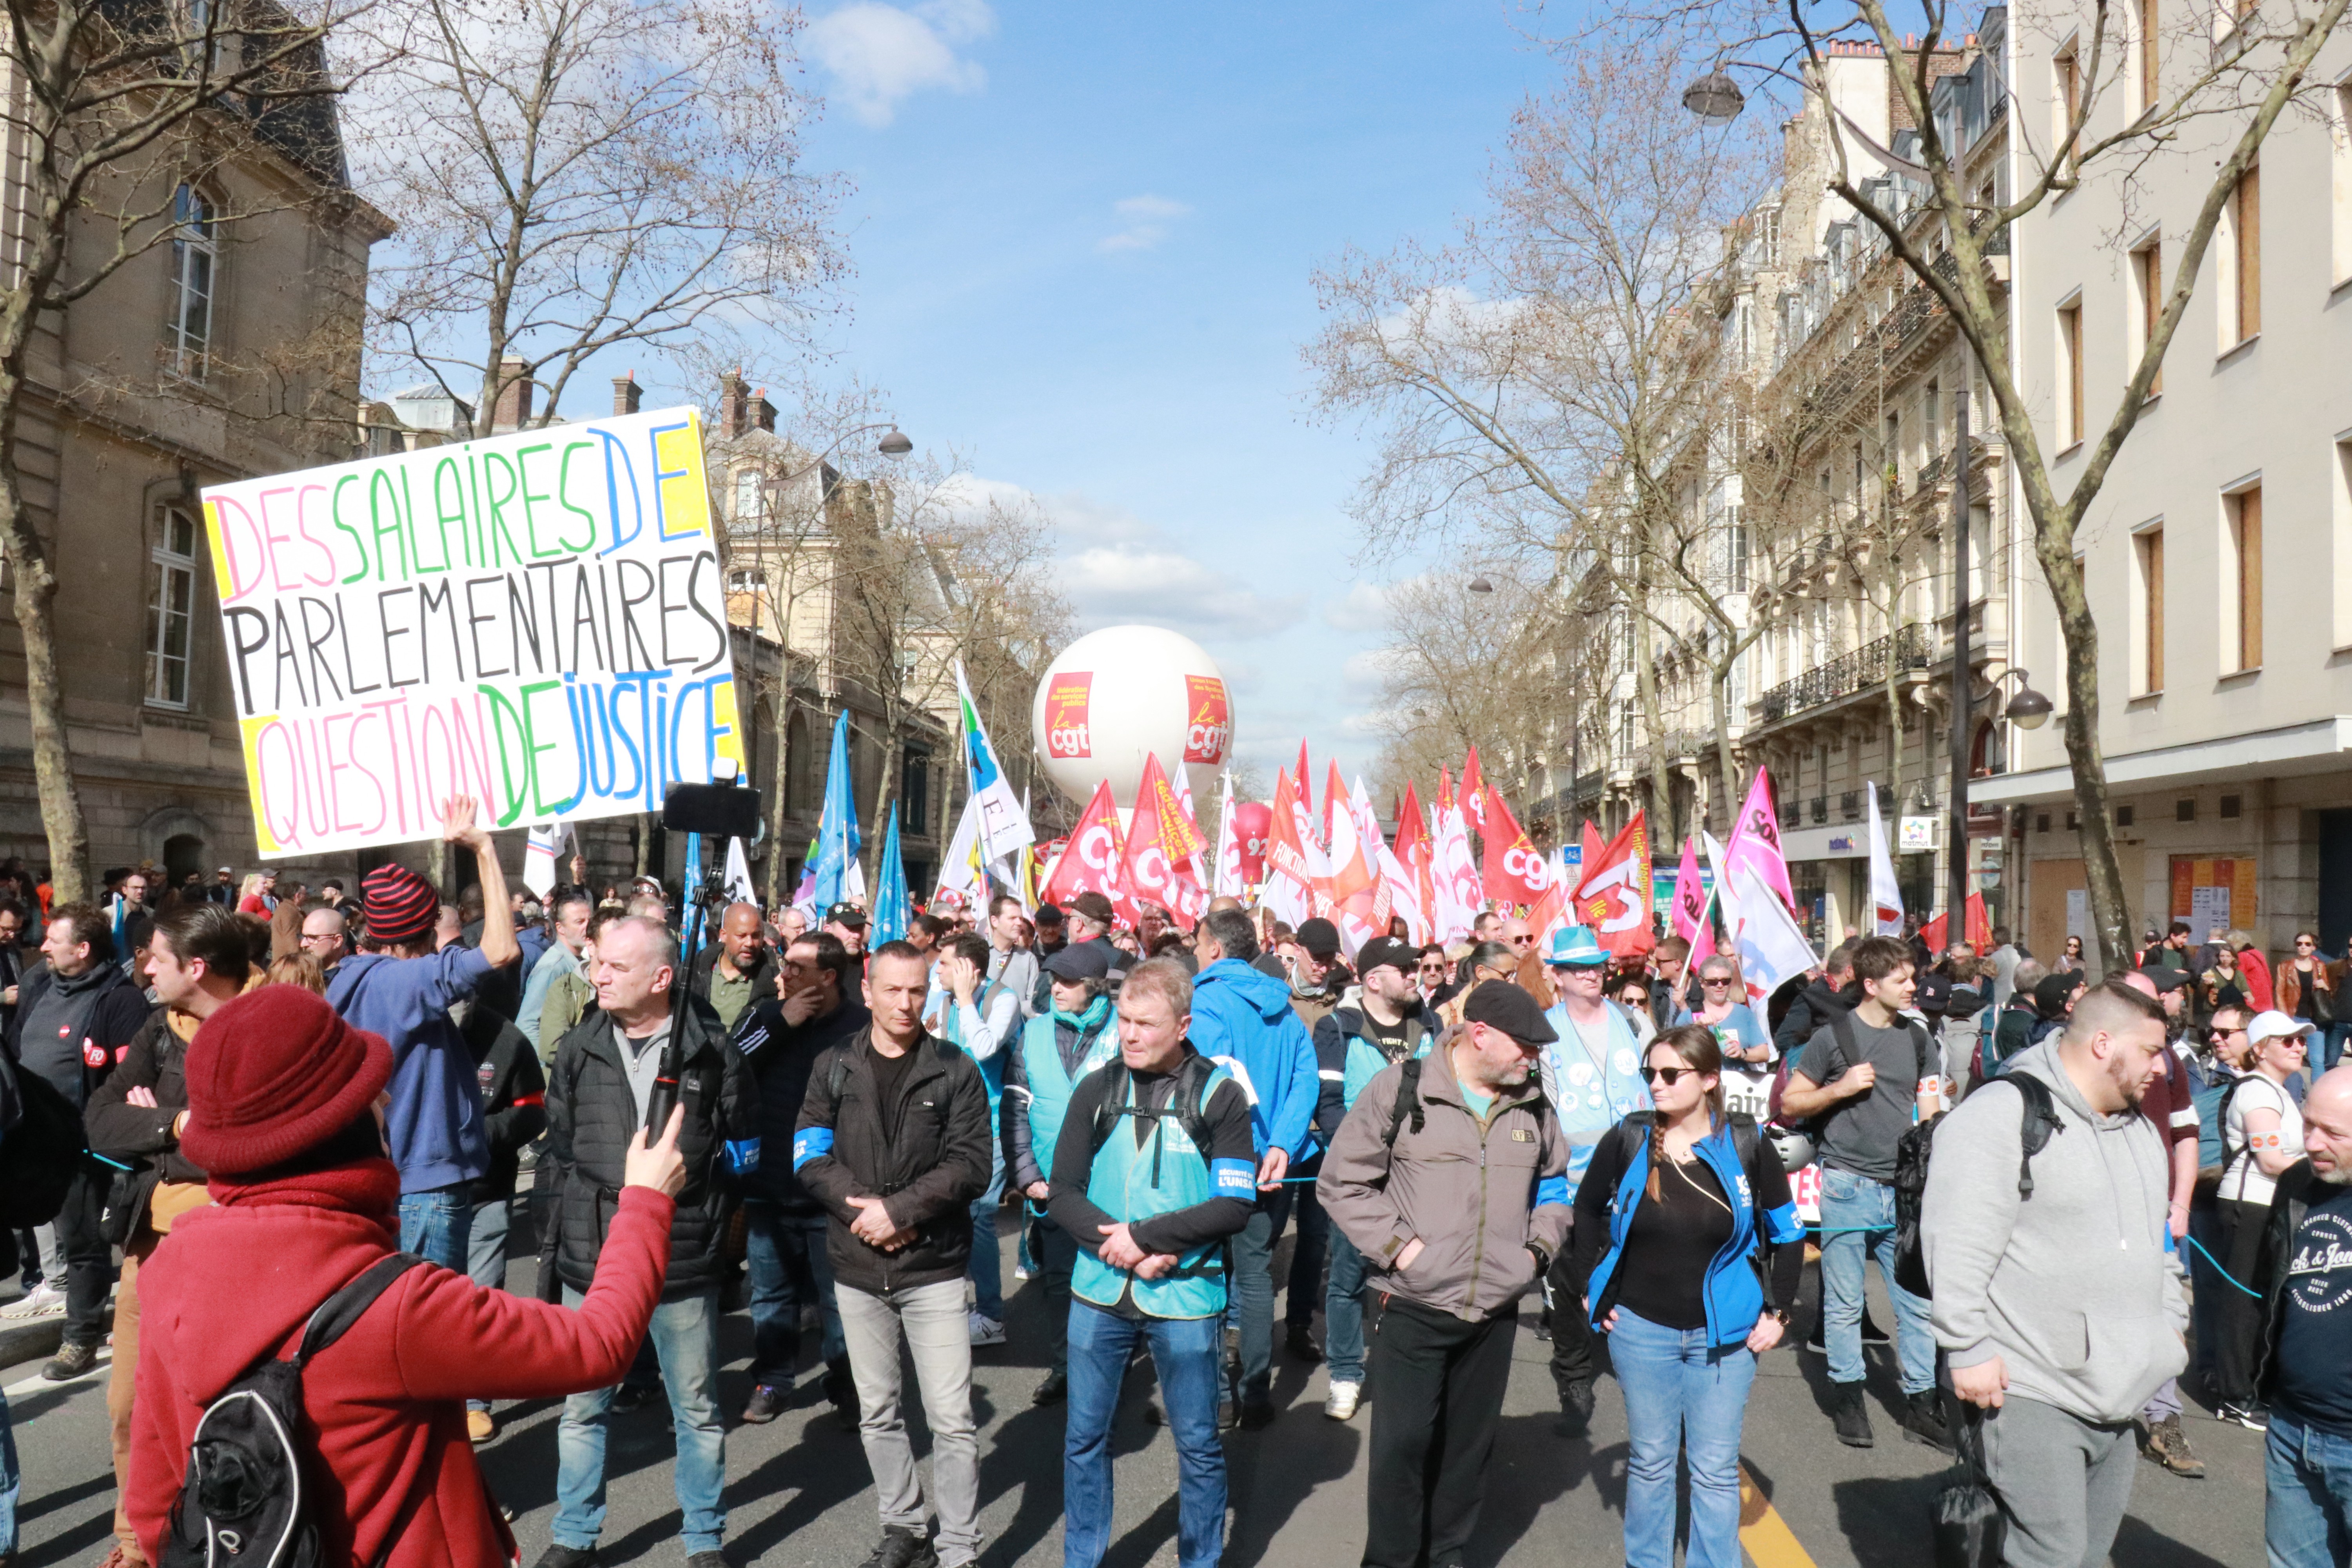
[1831,1383,1875,1448]
[1553,1378,1596,1439]
[1900,1389,1953,1452]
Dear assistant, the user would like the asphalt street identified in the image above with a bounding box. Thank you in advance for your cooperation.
[1,1219,2263,1568]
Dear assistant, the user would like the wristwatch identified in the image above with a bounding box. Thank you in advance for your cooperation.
[1764,1307,1793,1327]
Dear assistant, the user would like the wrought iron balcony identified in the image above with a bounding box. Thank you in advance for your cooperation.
[1755,622,1935,724]
[1809,797,1828,824]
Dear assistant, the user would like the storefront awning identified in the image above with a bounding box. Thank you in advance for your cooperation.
[1966,715,2352,807]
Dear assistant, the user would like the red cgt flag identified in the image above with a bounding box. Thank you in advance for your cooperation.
[1461,746,1489,833]
[1479,788,1551,910]
[1573,811,1654,957]
[1039,780,1131,919]
[1124,753,1208,922]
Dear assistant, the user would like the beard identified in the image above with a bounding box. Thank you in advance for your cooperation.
[2312,1160,2352,1187]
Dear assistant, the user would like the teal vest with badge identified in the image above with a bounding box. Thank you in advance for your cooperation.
[1341,1024,1434,1111]
[1017,1008,1118,1183]
[1072,1056,1250,1320]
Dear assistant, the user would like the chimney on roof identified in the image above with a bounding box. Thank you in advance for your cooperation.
[492,356,534,430]
[613,372,641,417]
[753,388,777,434]
[719,370,749,439]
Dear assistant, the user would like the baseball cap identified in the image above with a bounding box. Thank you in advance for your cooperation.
[1354,937,1418,980]
[2135,964,2192,994]
[1295,918,1342,961]
[1461,980,1559,1046]
[1044,943,1113,982]
[1545,926,1608,967]
[2247,1009,2316,1047]
[824,902,867,929]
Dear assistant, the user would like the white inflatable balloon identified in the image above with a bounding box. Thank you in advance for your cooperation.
[1031,626,1232,808]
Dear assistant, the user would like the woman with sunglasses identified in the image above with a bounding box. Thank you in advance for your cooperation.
[2278,931,2339,1069]
[1570,1025,1804,1568]
[2214,1011,2315,1428]
[1671,956,1772,1068]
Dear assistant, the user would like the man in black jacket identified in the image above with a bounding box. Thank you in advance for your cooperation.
[6,902,151,1380]
[2254,1066,2352,1566]
[85,902,244,1564]
[462,1000,548,1443]
[731,929,869,1426]
[541,916,760,1568]
[690,902,779,1034]
[794,940,993,1568]
[1771,941,1856,1058]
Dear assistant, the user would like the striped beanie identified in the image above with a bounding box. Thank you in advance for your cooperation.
[363,862,440,947]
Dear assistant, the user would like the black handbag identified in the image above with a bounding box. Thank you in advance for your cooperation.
[1933,1401,2006,1568]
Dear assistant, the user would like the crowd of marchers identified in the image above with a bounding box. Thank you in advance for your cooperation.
[0,834,2348,1568]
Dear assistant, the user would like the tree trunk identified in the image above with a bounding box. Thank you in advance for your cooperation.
[1632,586,1671,839]
[2,490,91,903]
[1708,660,1739,837]
[869,720,901,889]
[2037,538,2133,972]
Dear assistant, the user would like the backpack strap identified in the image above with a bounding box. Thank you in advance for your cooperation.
[1722,1111,1775,1311]
[1089,1059,1134,1155]
[2006,1074,2063,1200]
[296,1253,423,1367]
[1381,1056,1427,1150]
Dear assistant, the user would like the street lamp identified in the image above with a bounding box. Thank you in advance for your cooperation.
[1682,69,1746,124]
[1991,668,2054,729]
[878,428,913,456]
[1468,576,1494,594]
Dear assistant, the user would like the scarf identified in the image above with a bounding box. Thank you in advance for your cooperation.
[209,1156,403,1237]
[1051,995,1112,1035]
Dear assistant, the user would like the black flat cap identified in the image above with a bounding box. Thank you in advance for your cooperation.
[1045,943,1113,982]
[1462,980,1557,1046]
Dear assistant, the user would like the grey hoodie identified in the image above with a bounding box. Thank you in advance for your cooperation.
[1921,1040,2187,1424]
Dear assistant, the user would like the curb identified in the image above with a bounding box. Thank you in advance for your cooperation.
[0,1314,65,1370]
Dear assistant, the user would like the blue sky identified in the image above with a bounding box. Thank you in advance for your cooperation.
[787,0,1563,792]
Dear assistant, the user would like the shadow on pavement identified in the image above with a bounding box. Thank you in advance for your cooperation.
[1224,1406,1361,1566]
[977,1398,1073,1567]
[1469,1417,1617,1561]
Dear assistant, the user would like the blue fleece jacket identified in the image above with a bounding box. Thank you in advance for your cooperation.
[326,946,495,1193]
[1187,957,1319,1161]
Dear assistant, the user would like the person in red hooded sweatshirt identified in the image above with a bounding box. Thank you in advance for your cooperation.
[126,985,688,1568]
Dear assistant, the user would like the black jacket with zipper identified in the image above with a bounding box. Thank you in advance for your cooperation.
[544,1002,760,1302]
[2254,1158,2330,1408]
[82,1009,203,1237]
[793,1027,992,1296]
[463,1004,548,1206]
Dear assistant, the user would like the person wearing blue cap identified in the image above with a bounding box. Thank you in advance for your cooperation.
[1539,924,1653,1434]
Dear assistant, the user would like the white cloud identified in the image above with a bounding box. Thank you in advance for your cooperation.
[806,0,993,128]
[1098,194,1192,254]
[1322,580,1392,631]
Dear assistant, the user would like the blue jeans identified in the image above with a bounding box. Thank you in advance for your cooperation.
[466,1196,512,1414]
[1608,1308,1756,1568]
[1286,1172,1328,1329]
[2267,1408,2352,1568]
[1226,1185,1292,1405]
[554,1288,726,1554]
[1817,1165,1935,1394]
[744,1202,845,1388]
[397,1183,473,1274]
[0,1384,17,1556]
[2323,1024,2352,1074]
[2189,1195,2225,1383]
[1323,1229,1372,1384]
[1066,1303,1225,1568]
[969,1134,1005,1323]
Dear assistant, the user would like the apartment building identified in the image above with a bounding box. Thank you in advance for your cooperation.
[1980,5,2352,963]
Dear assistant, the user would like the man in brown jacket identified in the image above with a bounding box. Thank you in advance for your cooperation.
[1319,981,1572,1568]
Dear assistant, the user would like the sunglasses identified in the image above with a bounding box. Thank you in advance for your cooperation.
[1640,1065,1699,1085]
[1509,933,1536,946]
[1701,976,1736,987]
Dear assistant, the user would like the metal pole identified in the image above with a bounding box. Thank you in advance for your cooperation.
[1947,391,1973,931]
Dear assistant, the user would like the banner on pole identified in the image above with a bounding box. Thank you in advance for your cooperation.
[202,406,744,857]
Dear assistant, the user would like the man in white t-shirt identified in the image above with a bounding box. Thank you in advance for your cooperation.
[2216,1010,2315,1428]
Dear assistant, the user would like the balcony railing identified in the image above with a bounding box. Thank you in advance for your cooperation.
[1755,622,1935,724]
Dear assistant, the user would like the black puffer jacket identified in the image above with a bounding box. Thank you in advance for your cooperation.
[1773,977,1857,1055]
[464,1005,548,1205]
[544,1004,760,1302]
[793,1028,992,1296]
[83,1009,203,1236]
[731,993,871,1214]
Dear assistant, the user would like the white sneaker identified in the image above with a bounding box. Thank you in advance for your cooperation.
[968,1313,1006,1347]
[1013,1263,1033,1281]
[1,1284,65,1320]
[1324,1380,1361,1421]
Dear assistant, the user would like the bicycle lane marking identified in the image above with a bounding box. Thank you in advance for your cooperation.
[1739,1462,1819,1568]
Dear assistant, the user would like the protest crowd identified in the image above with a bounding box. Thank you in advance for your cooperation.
[0,742,2347,1568]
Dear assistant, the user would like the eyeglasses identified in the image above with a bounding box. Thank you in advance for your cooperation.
[299,931,343,946]
[1701,976,1735,987]
[1640,1065,1696,1085]
[2296,940,2317,949]
[1508,933,1535,947]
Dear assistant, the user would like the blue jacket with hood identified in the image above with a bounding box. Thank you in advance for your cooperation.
[1187,957,1319,1162]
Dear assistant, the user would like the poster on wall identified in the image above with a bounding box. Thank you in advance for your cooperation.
[200,407,745,858]
[2172,857,2257,935]
[2066,887,2090,946]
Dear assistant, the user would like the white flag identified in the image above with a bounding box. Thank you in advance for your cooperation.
[1379,842,1428,944]
[723,837,757,907]
[1429,802,1482,943]
[1212,775,1243,897]
[954,661,1035,864]
[1866,783,1904,936]
[523,821,574,899]
[1727,862,1821,1009]
[936,793,985,909]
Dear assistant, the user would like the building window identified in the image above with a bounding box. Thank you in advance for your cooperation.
[2134,239,2163,395]
[725,567,759,593]
[901,749,931,829]
[2230,167,2261,343]
[2229,484,2263,671]
[2054,47,2082,171]
[147,506,198,707]
[2336,439,2352,650]
[732,468,763,524]
[2138,0,2160,112]
[1728,514,1749,592]
[786,711,814,815]
[2134,525,2164,693]
[2333,83,2352,287]
[166,185,216,381]
[1618,698,1635,755]
[2057,299,2084,446]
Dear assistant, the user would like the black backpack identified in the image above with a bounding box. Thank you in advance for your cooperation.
[1381,1056,1550,1151]
[1089,1053,1219,1166]
[160,1254,423,1568]
[1890,1073,2062,1300]
[0,1053,86,1229]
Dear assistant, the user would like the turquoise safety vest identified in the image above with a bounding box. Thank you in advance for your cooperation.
[1072,1058,1251,1320]
[940,980,1011,1120]
[1340,1025,1434,1111]
[1018,1008,1118,1183]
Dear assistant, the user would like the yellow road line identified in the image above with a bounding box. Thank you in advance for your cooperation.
[1739,1463,1818,1568]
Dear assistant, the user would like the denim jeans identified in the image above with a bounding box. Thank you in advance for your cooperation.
[1065,1303,1225,1568]
[0,1383,17,1556]
[1608,1308,1756,1568]
[553,1288,726,1555]
[466,1197,513,1415]
[2267,1408,2352,1568]
[397,1183,473,1274]
[969,1134,1005,1323]
[1816,1164,1935,1394]
[745,1202,845,1390]
[839,1279,981,1566]
[1323,1229,1372,1384]
[1226,1185,1292,1405]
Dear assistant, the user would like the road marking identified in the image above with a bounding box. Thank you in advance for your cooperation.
[1739,1463,1818,1568]
[5,1352,109,1398]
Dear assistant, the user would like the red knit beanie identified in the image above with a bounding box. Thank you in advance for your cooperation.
[181,986,394,1176]
[364,862,439,947]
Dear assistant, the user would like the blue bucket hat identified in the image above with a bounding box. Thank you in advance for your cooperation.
[1545,925,1609,968]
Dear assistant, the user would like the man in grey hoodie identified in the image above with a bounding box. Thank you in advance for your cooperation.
[1923,978,2186,1568]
